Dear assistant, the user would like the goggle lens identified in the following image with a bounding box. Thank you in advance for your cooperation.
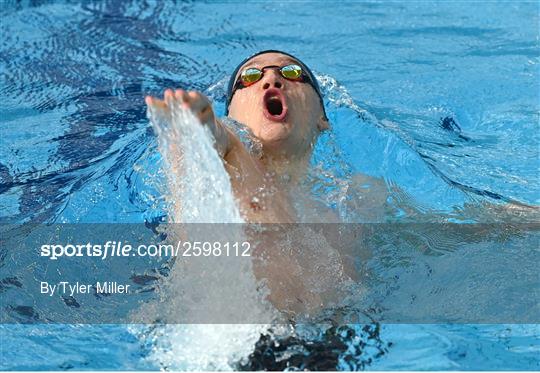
[240,68,263,86]
[280,64,303,79]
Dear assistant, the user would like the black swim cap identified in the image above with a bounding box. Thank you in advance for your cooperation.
[225,50,327,120]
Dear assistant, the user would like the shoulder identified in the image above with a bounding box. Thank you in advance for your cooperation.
[220,116,263,157]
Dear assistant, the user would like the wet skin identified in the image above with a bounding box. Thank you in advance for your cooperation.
[145,52,539,316]
[145,52,346,314]
[145,52,330,224]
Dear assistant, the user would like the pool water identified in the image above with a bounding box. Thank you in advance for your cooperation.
[1,1,539,370]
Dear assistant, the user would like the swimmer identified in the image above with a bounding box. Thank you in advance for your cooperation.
[146,50,348,314]
[145,50,332,224]
[146,49,538,224]
[145,50,538,316]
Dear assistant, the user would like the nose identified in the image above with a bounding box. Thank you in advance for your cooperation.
[261,69,283,90]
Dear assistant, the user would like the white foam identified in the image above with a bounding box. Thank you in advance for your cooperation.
[149,97,242,223]
[139,101,277,370]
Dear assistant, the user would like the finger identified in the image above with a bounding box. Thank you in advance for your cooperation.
[181,90,190,106]
[147,97,168,110]
[164,89,174,100]
[188,91,200,100]
[174,89,185,101]
[183,91,197,108]
[189,92,211,113]
[188,91,209,104]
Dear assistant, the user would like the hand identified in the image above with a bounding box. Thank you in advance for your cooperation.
[145,89,229,157]
[145,89,216,127]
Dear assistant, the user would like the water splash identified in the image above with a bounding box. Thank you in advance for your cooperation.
[148,96,242,223]
[316,75,537,208]
[140,101,277,370]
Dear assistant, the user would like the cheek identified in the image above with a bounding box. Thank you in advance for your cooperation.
[288,90,316,129]
[230,92,263,125]
[286,89,322,147]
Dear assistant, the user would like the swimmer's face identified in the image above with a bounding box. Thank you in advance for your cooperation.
[228,52,329,158]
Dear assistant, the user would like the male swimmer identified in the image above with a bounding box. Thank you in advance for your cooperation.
[146,50,350,313]
[145,50,332,224]
[145,50,537,315]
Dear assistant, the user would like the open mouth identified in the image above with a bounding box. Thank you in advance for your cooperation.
[263,88,288,122]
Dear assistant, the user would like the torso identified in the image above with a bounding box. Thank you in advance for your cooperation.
[224,146,297,223]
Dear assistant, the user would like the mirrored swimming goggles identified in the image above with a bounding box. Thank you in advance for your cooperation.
[232,64,317,93]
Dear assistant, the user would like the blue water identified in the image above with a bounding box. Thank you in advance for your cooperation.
[1,0,539,370]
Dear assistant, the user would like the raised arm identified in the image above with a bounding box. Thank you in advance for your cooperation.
[145,88,234,158]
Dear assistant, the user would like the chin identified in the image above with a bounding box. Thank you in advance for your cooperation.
[258,120,291,145]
